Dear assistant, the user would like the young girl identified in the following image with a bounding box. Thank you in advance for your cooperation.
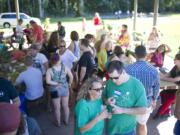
[150,44,171,68]
[118,24,130,50]
[147,26,160,51]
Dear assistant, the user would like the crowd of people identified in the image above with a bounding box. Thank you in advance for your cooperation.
[0,17,180,135]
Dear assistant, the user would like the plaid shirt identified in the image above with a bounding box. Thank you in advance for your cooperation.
[126,60,160,106]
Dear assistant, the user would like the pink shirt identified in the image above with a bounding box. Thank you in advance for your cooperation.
[151,52,164,67]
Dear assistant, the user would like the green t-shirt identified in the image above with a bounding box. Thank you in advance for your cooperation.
[75,98,104,135]
[103,76,147,135]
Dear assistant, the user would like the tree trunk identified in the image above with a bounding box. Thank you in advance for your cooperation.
[38,0,44,18]
[7,0,11,12]
[76,0,84,16]
[65,0,68,15]
[79,0,84,15]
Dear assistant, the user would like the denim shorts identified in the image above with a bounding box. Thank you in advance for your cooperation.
[50,85,68,98]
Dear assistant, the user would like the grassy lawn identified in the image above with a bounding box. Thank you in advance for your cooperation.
[49,15,179,57]
[1,14,179,56]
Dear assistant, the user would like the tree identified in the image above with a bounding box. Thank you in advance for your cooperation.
[7,0,11,12]
[38,0,46,18]
[1,0,180,17]
[74,0,84,16]
[65,0,68,15]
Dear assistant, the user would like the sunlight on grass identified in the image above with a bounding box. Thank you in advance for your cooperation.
[1,14,180,57]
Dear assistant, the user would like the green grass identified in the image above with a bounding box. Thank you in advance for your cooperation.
[45,17,83,23]
[1,14,180,57]
[48,15,179,57]
[42,16,95,23]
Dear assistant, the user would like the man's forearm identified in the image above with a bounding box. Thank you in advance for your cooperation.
[122,107,147,115]
[161,77,177,83]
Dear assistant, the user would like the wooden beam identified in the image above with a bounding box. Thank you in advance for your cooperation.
[153,0,159,26]
[133,0,138,31]
[15,0,20,23]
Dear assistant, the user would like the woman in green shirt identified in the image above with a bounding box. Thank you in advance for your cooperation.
[75,76,110,135]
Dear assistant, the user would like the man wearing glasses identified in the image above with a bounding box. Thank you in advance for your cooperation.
[103,61,147,135]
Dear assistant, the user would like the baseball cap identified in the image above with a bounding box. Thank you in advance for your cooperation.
[0,103,21,133]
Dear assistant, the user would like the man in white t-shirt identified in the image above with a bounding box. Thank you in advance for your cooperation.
[16,19,24,50]
[29,44,48,75]
[15,56,44,115]
[16,19,24,37]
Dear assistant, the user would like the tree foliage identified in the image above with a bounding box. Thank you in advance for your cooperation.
[0,0,179,18]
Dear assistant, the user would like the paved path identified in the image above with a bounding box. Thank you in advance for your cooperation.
[35,104,176,135]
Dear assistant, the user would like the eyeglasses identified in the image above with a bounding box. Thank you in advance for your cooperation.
[109,76,119,80]
[91,87,103,92]
[59,46,65,48]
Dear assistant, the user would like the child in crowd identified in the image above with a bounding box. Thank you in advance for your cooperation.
[149,44,171,68]
[147,26,160,51]
[118,24,130,50]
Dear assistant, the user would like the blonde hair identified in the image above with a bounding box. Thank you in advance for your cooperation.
[76,77,103,101]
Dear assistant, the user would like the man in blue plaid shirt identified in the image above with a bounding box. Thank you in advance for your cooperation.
[126,45,160,135]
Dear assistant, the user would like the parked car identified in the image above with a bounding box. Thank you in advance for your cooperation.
[0,12,41,28]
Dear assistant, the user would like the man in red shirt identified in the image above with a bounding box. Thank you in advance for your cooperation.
[30,20,44,44]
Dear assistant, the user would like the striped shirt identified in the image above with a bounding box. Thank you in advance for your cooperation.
[126,60,160,106]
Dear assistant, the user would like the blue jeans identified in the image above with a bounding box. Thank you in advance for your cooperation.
[114,130,136,135]
[174,120,180,135]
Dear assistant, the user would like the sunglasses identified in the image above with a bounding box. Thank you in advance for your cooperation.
[109,76,119,80]
[91,87,103,92]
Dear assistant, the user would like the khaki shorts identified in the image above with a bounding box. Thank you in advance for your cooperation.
[136,107,152,125]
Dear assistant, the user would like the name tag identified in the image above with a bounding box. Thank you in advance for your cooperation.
[114,90,121,96]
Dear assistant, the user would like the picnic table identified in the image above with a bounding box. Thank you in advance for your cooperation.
[160,80,179,90]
